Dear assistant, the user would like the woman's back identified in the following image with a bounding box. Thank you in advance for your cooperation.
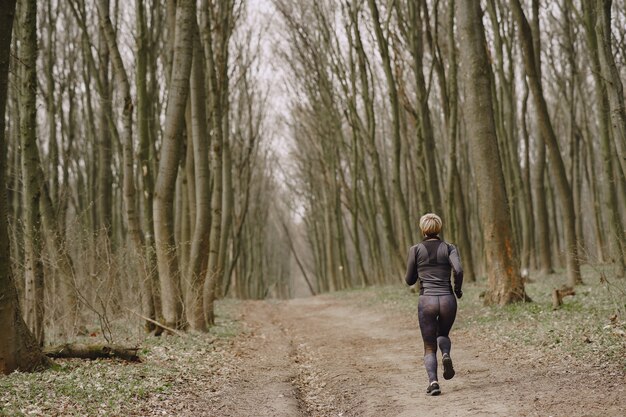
[405,238,463,296]
[415,239,453,295]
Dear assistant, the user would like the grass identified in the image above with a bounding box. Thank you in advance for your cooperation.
[0,299,244,417]
[331,263,626,371]
[2,265,624,415]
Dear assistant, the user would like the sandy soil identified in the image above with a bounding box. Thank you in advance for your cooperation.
[177,294,626,417]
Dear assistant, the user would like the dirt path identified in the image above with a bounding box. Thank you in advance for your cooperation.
[196,295,625,417]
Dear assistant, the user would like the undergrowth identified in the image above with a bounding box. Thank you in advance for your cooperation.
[332,263,626,371]
[0,299,243,417]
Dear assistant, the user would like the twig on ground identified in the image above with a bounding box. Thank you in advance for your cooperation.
[125,308,187,337]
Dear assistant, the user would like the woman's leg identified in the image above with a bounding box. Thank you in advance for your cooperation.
[418,295,440,383]
[436,294,458,355]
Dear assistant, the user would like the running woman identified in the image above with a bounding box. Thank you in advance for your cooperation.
[405,213,464,396]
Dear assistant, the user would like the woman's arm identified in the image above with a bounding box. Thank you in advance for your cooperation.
[405,246,418,286]
[448,245,464,297]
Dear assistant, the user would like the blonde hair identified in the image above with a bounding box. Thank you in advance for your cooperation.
[419,213,442,236]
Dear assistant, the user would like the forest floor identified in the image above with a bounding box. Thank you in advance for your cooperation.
[1,266,626,416]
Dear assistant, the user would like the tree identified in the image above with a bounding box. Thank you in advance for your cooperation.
[456,0,527,305]
[444,0,475,283]
[595,0,626,181]
[19,0,45,344]
[153,0,195,330]
[96,0,157,329]
[202,0,236,325]
[96,0,113,240]
[136,0,160,331]
[511,0,582,286]
[580,1,625,277]
[0,0,50,374]
[186,19,210,331]
[528,0,553,275]
[366,0,413,250]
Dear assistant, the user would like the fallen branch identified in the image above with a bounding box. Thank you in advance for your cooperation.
[43,344,141,362]
[552,286,576,309]
[125,308,186,337]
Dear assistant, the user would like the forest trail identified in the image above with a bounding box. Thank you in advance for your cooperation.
[184,294,624,417]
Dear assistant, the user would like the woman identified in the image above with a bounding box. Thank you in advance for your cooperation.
[405,213,463,396]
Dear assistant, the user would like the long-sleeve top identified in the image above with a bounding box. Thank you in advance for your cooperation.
[405,237,464,296]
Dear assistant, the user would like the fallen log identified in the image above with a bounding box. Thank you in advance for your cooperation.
[43,344,142,362]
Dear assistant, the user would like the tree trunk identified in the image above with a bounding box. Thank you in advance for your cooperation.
[44,344,141,362]
[595,0,626,181]
[520,80,535,271]
[511,0,582,286]
[153,0,195,330]
[457,0,527,305]
[592,0,626,275]
[408,0,443,216]
[186,21,210,331]
[528,0,553,275]
[366,0,413,248]
[135,0,157,331]
[202,0,234,325]
[218,136,234,297]
[39,183,80,329]
[0,0,50,374]
[350,6,404,272]
[19,0,45,345]
[97,0,158,332]
[44,1,58,208]
[445,0,475,282]
[96,0,113,239]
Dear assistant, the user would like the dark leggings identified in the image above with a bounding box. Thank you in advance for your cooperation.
[418,294,457,383]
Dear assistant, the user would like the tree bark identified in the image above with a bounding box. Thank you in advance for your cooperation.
[520,79,535,271]
[202,0,234,325]
[366,0,413,248]
[97,0,158,331]
[457,0,527,305]
[186,21,210,331]
[528,0,553,275]
[349,5,404,272]
[153,0,194,329]
[408,0,444,216]
[444,0,475,282]
[591,0,626,275]
[44,344,141,362]
[19,0,45,345]
[135,0,158,330]
[595,0,626,181]
[96,0,113,239]
[511,0,582,286]
[0,0,50,374]
[43,2,58,208]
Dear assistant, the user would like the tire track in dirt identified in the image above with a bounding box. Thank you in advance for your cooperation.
[204,294,626,417]
[276,296,513,416]
[204,301,303,417]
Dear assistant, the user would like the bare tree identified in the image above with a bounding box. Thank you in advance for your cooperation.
[511,0,582,286]
[0,0,50,374]
[19,0,46,344]
[153,0,195,330]
[457,0,527,304]
[186,19,210,331]
[96,0,158,328]
[582,1,625,277]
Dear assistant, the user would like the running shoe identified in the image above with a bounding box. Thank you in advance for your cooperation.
[442,353,455,380]
[426,382,441,396]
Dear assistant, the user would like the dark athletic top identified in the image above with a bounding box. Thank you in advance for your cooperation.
[405,237,464,296]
